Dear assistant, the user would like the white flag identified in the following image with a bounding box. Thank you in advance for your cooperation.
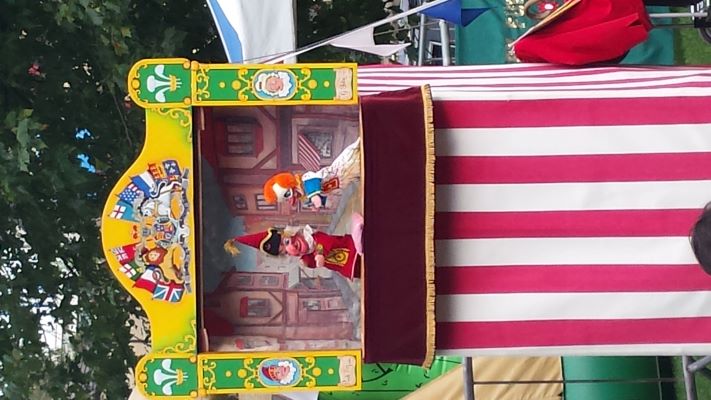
[330,26,409,57]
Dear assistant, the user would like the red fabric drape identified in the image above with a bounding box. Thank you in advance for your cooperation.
[360,86,434,366]
[514,0,652,65]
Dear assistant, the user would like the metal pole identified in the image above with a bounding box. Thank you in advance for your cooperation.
[683,356,698,400]
[688,356,711,373]
[463,357,475,400]
[649,12,707,18]
[438,19,450,66]
[418,13,427,66]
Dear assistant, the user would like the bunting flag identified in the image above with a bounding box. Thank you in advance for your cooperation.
[330,26,410,57]
[206,0,296,63]
[421,0,489,27]
[357,64,711,357]
[329,27,410,57]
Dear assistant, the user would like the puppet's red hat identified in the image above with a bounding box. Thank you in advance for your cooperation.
[235,229,281,256]
[513,0,652,65]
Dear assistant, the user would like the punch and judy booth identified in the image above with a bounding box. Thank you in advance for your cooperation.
[102,59,711,398]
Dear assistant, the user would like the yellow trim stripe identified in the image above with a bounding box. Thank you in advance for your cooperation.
[421,84,436,369]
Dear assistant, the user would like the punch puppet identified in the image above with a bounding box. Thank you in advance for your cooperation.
[224,217,364,280]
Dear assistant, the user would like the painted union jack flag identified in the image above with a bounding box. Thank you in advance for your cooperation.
[359,64,711,357]
[153,281,185,302]
[111,247,129,263]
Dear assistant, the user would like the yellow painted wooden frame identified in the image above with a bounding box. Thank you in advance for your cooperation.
[101,58,362,399]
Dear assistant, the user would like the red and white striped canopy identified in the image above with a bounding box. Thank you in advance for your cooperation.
[358,64,711,356]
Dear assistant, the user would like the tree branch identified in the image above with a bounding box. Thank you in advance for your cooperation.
[111,92,133,149]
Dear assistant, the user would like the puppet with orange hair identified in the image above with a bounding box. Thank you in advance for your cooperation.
[263,138,360,209]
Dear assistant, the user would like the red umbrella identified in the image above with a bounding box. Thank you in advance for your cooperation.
[514,0,652,65]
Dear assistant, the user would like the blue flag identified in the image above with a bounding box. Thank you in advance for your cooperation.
[422,0,489,27]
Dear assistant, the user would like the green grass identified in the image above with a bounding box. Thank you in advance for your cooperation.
[674,20,711,65]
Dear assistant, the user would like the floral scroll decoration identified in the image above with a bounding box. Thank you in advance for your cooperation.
[155,107,192,129]
[194,66,211,101]
[201,359,218,391]
[161,319,197,354]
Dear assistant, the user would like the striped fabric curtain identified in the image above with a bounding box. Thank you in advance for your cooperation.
[358,64,711,356]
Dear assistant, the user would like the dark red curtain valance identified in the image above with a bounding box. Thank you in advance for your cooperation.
[360,85,435,368]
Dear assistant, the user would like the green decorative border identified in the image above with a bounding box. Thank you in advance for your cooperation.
[198,351,361,394]
[128,58,358,108]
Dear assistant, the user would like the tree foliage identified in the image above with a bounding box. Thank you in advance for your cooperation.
[1,0,387,398]
[1,1,223,398]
